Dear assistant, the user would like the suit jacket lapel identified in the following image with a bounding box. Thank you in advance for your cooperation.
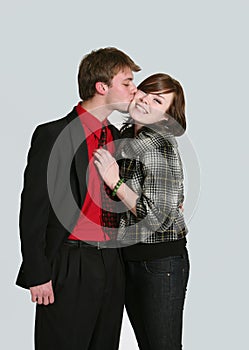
[66,108,88,206]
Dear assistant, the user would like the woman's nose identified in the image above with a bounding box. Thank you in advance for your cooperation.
[140,93,149,104]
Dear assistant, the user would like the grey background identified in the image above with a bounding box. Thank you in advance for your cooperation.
[1,0,248,349]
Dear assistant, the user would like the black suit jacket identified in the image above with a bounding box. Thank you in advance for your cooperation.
[16,107,120,289]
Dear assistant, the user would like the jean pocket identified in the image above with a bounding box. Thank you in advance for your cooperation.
[143,256,183,275]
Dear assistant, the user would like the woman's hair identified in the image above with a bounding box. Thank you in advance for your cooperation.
[122,73,186,136]
[137,73,186,136]
[78,47,141,101]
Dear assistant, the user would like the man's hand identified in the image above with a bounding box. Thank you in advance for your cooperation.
[30,280,54,306]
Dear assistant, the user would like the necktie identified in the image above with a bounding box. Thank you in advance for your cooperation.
[98,126,107,148]
[98,126,119,239]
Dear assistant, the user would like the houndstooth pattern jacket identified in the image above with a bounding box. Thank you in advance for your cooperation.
[117,123,188,245]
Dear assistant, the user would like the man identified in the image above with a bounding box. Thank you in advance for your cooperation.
[16,47,140,350]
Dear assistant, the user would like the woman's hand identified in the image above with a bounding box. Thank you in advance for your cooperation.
[94,148,139,214]
[94,149,120,189]
[179,203,184,213]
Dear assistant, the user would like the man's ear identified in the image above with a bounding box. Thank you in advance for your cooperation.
[95,82,108,95]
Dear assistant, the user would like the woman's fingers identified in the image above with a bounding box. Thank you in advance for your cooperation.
[93,149,115,166]
[94,148,113,158]
[93,149,120,188]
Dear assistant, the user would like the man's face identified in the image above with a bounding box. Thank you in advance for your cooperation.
[106,68,137,112]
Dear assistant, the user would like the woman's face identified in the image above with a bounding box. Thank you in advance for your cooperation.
[129,90,174,126]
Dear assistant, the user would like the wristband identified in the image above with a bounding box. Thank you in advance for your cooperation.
[112,178,124,197]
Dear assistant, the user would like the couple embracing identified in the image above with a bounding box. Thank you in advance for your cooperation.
[17,47,189,350]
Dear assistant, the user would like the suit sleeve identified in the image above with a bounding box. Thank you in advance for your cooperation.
[19,124,55,288]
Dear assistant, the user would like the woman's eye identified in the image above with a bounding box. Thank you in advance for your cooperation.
[154,98,162,104]
[123,83,129,87]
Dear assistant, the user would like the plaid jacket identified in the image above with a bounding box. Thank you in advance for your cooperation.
[117,124,188,245]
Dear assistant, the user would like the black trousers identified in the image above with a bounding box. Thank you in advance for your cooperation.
[35,243,125,350]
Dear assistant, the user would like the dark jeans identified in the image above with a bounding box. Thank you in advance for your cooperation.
[125,249,190,350]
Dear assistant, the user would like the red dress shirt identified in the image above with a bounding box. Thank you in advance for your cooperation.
[68,103,115,241]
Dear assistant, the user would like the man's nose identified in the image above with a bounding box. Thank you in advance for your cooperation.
[130,82,137,94]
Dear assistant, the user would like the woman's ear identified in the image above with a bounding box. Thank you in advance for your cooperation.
[95,82,108,95]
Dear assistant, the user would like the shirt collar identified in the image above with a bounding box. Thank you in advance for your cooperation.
[76,102,108,139]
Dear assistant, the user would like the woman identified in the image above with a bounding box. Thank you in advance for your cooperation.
[94,73,189,350]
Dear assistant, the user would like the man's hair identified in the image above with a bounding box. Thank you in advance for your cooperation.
[78,47,141,101]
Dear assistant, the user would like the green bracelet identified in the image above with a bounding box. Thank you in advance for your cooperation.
[112,178,124,197]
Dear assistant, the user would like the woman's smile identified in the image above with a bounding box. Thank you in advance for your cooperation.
[135,103,148,114]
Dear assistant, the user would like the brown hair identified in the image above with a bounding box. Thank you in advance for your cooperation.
[78,47,141,101]
[138,73,186,136]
